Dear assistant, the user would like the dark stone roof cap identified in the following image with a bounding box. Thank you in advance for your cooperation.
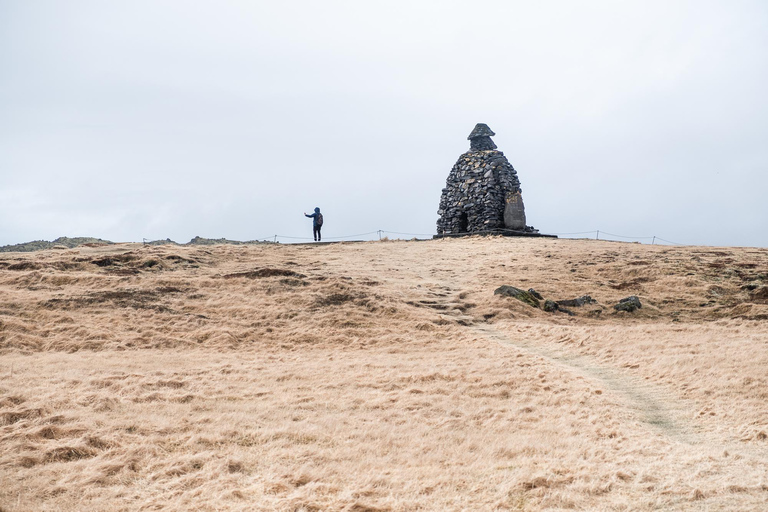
[467,123,495,140]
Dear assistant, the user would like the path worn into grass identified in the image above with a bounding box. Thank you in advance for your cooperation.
[412,278,699,444]
[470,322,697,442]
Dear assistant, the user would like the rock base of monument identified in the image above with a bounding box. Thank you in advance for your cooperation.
[433,229,557,239]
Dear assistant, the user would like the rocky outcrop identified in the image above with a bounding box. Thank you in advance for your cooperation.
[494,285,541,308]
[557,296,596,308]
[495,285,601,317]
[0,237,113,253]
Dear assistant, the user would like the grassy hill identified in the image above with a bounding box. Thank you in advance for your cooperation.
[1,237,767,510]
[0,236,114,253]
[0,236,272,253]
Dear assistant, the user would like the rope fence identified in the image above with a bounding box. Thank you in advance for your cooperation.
[142,230,686,246]
[223,229,686,246]
[547,230,685,245]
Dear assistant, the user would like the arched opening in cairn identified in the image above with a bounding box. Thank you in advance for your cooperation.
[436,123,538,236]
[458,211,468,233]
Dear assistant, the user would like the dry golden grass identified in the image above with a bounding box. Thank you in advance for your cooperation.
[1,237,767,511]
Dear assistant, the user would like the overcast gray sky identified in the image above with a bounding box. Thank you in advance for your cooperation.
[2,1,767,247]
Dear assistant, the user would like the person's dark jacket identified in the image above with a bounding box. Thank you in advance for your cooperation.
[305,212,322,227]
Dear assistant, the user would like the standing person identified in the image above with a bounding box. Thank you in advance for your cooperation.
[304,207,323,242]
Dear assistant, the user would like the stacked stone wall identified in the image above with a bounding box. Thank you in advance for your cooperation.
[436,149,522,234]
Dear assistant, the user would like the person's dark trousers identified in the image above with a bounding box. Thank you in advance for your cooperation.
[313,226,321,241]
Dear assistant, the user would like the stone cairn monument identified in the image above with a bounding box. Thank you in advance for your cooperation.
[436,123,545,237]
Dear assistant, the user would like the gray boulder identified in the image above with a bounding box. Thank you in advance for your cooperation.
[543,300,559,312]
[494,285,540,308]
[557,295,595,307]
[614,296,642,312]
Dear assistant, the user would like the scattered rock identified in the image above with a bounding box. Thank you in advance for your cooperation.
[528,288,543,300]
[556,295,595,307]
[614,296,642,312]
[145,238,178,246]
[543,300,559,312]
[494,286,540,308]
[186,236,273,246]
[188,236,239,246]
